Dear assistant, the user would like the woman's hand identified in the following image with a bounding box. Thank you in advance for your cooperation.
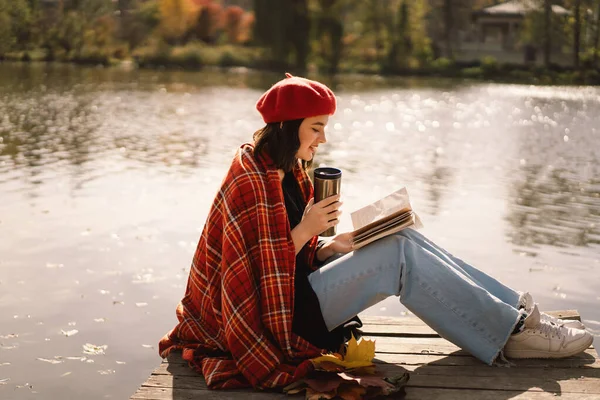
[300,194,342,238]
[316,232,354,261]
[328,232,354,254]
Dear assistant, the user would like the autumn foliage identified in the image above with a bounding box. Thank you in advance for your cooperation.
[284,335,410,399]
[155,0,253,45]
[158,0,200,43]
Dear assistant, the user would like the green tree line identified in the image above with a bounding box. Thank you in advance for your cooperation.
[1,0,600,76]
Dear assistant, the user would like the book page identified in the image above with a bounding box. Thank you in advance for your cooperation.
[350,187,412,231]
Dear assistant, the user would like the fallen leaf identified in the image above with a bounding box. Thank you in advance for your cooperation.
[311,354,372,370]
[82,343,107,355]
[346,365,377,375]
[283,379,306,394]
[0,334,17,339]
[98,369,115,375]
[305,387,337,399]
[316,361,346,372]
[337,382,367,400]
[344,334,375,364]
[338,372,395,389]
[37,358,63,364]
[63,356,87,361]
[304,375,344,393]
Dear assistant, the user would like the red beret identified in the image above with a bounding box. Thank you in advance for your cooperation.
[256,73,337,123]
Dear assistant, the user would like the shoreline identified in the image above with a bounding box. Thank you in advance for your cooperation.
[3,48,600,87]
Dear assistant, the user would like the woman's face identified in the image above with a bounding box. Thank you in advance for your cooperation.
[296,115,329,161]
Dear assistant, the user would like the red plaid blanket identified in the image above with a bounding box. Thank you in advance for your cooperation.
[158,143,323,389]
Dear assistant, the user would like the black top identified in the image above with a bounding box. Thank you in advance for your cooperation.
[282,171,362,352]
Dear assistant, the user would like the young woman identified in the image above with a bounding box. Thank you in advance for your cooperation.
[159,74,592,390]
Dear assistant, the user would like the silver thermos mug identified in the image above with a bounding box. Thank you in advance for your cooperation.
[313,167,342,237]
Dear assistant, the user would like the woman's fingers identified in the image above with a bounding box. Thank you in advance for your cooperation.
[322,201,342,214]
[326,210,342,220]
[316,194,341,208]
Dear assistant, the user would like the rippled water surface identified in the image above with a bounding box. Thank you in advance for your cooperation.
[1,63,599,399]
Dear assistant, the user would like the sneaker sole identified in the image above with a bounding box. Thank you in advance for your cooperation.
[505,335,593,359]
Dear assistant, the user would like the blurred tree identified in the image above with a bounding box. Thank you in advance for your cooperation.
[314,0,344,74]
[543,0,551,66]
[254,0,310,71]
[120,0,160,51]
[443,0,453,59]
[223,6,244,43]
[385,1,412,70]
[159,0,200,44]
[0,0,32,56]
[573,0,581,68]
[237,10,255,43]
[594,0,600,67]
[0,1,14,57]
[194,2,222,43]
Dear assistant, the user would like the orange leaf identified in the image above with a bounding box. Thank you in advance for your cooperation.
[316,361,346,372]
[305,388,337,400]
[337,382,367,400]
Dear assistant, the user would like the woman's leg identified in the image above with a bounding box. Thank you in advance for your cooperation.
[396,229,522,308]
[308,229,523,365]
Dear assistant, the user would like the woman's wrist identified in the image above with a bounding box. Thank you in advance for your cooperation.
[291,222,313,255]
[316,241,336,262]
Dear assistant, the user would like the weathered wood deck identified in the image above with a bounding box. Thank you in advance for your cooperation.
[131,311,599,399]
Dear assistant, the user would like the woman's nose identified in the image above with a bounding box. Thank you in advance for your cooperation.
[319,131,327,144]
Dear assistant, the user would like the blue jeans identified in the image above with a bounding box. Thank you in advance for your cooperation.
[308,229,524,365]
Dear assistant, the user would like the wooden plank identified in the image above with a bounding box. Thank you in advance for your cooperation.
[152,360,600,380]
[142,369,600,394]
[369,336,594,355]
[163,348,599,369]
[366,335,463,354]
[132,309,597,399]
[130,386,286,399]
[359,310,581,337]
[130,386,600,400]
[373,349,600,368]
[404,387,600,400]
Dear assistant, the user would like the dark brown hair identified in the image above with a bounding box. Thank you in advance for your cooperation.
[253,119,313,172]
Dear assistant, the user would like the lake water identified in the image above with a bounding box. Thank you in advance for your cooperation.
[1,63,599,399]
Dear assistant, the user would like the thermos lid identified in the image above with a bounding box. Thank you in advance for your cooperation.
[314,167,342,180]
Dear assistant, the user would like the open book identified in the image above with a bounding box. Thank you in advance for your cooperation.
[350,187,422,250]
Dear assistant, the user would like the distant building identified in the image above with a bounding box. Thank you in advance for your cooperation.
[450,0,572,66]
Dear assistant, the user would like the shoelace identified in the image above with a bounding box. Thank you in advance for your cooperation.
[541,313,563,325]
[533,320,564,339]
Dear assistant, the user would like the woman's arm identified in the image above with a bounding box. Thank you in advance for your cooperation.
[291,224,313,256]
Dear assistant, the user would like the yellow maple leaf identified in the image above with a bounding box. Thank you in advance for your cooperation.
[344,334,375,363]
[311,334,376,370]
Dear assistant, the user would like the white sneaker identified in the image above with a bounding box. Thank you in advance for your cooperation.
[505,304,593,359]
[520,292,586,330]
